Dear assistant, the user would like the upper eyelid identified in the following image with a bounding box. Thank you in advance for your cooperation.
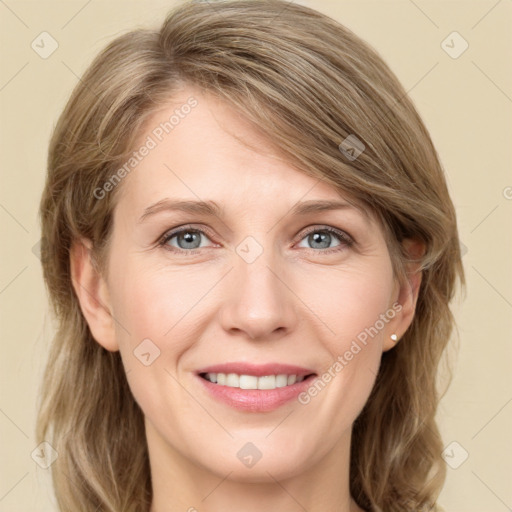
[161,224,216,242]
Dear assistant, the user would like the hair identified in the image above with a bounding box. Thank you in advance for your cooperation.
[36,0,465,510]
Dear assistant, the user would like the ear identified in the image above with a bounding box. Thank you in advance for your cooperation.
[70,238,118,352]
[382,238,425,352]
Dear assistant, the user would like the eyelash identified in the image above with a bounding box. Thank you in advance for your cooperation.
[157,224,354,255]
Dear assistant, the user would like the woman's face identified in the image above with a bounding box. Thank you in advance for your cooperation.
[78,86,417,483]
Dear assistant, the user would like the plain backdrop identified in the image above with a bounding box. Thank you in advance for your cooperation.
[1,1,511,510]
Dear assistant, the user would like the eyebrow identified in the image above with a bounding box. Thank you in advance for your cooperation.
[138,198,368,223]
[290,199,368,218]
[138,199,223,223]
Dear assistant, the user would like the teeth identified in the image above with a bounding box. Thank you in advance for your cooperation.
[258,375,275,390]
[203,372,308,390]
[275,375,288,388]
[239,375,258,389]
[226,373,239,387]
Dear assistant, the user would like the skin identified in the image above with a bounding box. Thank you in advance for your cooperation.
[71,86,423,512]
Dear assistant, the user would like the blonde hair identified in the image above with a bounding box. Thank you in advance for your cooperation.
[36,1,465,510]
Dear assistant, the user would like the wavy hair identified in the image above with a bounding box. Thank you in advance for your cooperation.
[36,1,465,510]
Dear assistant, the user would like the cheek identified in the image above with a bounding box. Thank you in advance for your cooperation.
[110,248,394,367]
[294,262,394,416]
[109,257,223,362]
[295,260,395,348]
[107,261,213,433]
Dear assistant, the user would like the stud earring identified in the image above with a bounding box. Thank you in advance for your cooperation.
[390,334,398,342]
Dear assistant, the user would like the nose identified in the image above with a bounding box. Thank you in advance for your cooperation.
[218,249,298,341]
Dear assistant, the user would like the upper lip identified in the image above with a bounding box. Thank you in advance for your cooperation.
[196,362,316,378]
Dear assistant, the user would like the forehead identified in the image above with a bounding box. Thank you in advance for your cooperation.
[114,86,375,225]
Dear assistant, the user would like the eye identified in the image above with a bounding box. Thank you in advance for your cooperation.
[158,224,354,255]
[159,225,216,253]
[296,226,353,253]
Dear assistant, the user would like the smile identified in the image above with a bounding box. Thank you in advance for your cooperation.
[200,372,309,390]
[195,362,317,412]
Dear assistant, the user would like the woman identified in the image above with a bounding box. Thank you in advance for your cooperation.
[36,1,465,511]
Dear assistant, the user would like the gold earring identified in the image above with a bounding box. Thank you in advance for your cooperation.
[390,334,398,342]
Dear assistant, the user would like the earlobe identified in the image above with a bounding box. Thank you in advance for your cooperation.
[382,238,425,352]
[69,238,118,352]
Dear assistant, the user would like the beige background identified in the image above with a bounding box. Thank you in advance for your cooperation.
[1,0,511,510]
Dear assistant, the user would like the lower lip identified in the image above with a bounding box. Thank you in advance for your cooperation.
[196,374,317,412]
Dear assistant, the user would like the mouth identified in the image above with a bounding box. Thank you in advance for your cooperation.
[195,362,317,412]
[199,372,314,389]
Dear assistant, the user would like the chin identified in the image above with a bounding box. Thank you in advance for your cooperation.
[188,437,317,483]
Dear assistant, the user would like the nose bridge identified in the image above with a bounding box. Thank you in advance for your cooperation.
[219,237,296,340]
